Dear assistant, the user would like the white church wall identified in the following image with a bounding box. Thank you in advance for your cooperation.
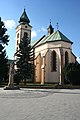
[45,48,60,83]
[16,24,31,42]
[21,24,31,39]
[47,41,72,49]
[47,41,74,66]
[16,23,31,52]
[62,48,75,65]
[71,53,76,63]
[34,41,75,84]
[35,44,48,54]
[34,53,41,83]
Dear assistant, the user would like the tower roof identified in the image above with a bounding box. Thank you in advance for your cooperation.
[19,9,30,24]
[47,21,53,30]
[47,20,54,35]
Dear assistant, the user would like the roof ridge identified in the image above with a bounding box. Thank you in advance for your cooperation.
[31,30,73,47]
[31,35,45,48]
[57,30,72,41]
[46,31,55,40]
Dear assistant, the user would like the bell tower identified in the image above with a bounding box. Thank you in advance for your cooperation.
[16,9,32,51]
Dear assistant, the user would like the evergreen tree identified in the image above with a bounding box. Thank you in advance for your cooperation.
[16,33,34,85]
[64,63,80,85]
[0,17,9,81]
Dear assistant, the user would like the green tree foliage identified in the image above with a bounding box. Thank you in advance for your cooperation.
[64,63,80,85]
[15,33,34,85]
[0,17,9,81]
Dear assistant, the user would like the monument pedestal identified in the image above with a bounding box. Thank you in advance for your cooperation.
[4,85,20,90]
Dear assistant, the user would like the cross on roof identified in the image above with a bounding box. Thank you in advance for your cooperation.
[56,22,59,30]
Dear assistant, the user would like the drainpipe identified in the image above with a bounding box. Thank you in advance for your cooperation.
[41,56,45,84]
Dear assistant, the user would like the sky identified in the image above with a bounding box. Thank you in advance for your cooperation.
[0,0,80,61]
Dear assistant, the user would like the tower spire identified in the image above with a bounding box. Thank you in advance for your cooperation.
[24,5,26,12]
[19,9,30,24]
[50,19,51,25]
[24,8,25,11]
[47,19,54,35]
[56,22,59,30]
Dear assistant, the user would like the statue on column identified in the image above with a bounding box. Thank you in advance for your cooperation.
[4,62,20,90]
[8,62,14,87]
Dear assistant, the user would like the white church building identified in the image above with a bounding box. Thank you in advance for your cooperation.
[15,9,76,85]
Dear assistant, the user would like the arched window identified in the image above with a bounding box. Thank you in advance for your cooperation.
[51,50,57,71]
[16,47,18,51]
[17,33,19,38]
[17,40,19,45]
[65,51,69,65]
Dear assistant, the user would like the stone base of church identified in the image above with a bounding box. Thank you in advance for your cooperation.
[3,85,20,90]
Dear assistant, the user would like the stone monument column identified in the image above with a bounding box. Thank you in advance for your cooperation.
[8,63,14,86]
[4,62,20,90]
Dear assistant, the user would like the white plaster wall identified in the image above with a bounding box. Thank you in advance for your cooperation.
[16,24,31,43]
[34,41,75,84]
[35,44,48,54]
[47,41,72,49]
[35,47,60,83]
[16,23,31,52]
[45,49,60,83]
[71,53,76,63]
[62,48,75,65]
[20,24,31,39]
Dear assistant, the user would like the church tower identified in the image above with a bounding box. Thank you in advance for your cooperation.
[16,9,32,51]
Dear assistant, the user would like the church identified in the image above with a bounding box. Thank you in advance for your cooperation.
[15,9,76,85]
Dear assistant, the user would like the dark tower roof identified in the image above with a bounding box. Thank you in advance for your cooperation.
[19,9,30,24]
[47,20,54,35]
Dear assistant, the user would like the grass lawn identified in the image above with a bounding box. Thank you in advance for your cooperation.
[0,81,80,89]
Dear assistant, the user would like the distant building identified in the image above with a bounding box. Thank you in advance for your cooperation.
[15,9,76,85]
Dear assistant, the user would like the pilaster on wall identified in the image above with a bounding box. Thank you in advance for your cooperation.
[59,48,64,85]
[41,49,48,84]
[34,53,41,83]
[34,49,48,84]
[41,57,45,84]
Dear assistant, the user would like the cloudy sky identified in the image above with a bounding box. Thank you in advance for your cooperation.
[0,0,80,61]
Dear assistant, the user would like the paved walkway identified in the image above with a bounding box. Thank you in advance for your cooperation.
[0,88,80,120]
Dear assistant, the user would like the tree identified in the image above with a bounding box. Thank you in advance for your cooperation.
[64,63,80,85]
[0,17,9,82]
[15,33,34,85]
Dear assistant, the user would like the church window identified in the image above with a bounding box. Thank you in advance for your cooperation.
[16,47,18,51]
[17,40,19,45]
[17,33,19,38]
[51,50,57,71]
[65,51,69,65]
[24,32,28,37]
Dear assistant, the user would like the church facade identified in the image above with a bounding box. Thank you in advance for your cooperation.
[15,9,76,85]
